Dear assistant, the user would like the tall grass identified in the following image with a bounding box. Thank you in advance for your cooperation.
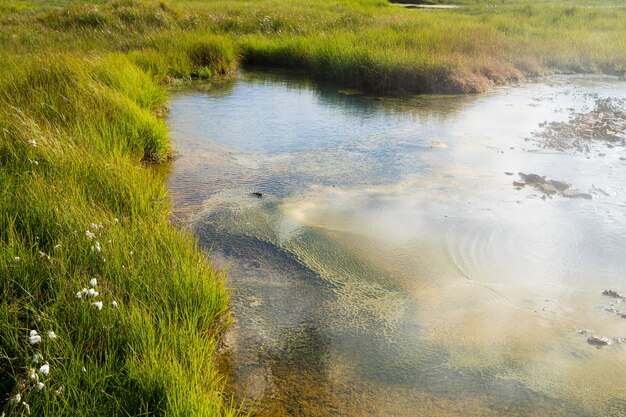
[2,0,624,93]
[0,53,238,415]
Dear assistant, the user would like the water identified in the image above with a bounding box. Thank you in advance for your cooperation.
[167,72,626,417]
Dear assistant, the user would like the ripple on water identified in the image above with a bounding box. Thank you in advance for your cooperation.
[168,73,626,417]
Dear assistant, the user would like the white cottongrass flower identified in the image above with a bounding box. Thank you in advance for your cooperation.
[114,218,119,224]
[29,368,38,381]
[28,330,41,345]
[88,288,99,297]
[28,139,37,147]
[85,230,96,240]
[76,291,83,300]
[81,367,87,373]
[35,382,44,391]
[92,301,103,311]
[22,402,30,415]
[14,256,20,261]
[54,385,64,395]
[32,353,43,364]
[47,331,57,340]
[29,159,39,166]
[90,278,98,287]
[90,223,103,230]
[39,362,50,376]
[10,393,21,405]
[53,244,61,250]
[91,242,101,253]
[112,300,118,308]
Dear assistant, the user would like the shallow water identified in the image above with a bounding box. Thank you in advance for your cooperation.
[167,72,626,417]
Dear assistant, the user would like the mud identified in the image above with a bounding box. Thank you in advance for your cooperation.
[532,97,626,153]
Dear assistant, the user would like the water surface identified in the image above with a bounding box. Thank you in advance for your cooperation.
[167,72,626,417]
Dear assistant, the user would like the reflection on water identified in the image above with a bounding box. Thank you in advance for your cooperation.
[167,71,626,416]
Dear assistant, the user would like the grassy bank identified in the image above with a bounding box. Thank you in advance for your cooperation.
[1,0,625,93]
[0,47,240,417]
[1,0,625,416]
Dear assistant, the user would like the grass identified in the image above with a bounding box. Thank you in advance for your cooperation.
[0,50,238,416]
[0,0,625,416]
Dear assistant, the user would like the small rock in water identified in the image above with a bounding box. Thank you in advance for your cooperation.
[251,192,263,198]
[614,337,626,344]
[547,179,571,192]
[562,189,593,200]
[429,141,447,149]
[519,172,546,185]
[602,289,626,300]
[504,172,514,176]
[587,335,612,346]
[539,183,558,195]
[513,180,526,187]
[577,329,592,335]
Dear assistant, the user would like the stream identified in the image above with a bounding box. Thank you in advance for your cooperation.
[166,71,626,417]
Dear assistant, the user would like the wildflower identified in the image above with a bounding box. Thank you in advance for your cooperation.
[53,244,61,250]
[90,278,98,287]
[28,330,41,345]
[76,291,83,300]
[35,382,44,391]
[90,223,103,230]
[10,393,21,405]
[85,230,96,240]
[29,159,39,166]
[28,139,36,147]
[91,242,101,253]
[92,301,103,310]
[29,368,38,381]
[81,367,87,373]
[39,362,50,376]
[32,353,43,364]
[114,218,119,224]
[22,402,30,415]
[47,331,57,340]
[112,300,118,308]
[14,256,20,261]
[54,385,64,395]
[88,288,99,297]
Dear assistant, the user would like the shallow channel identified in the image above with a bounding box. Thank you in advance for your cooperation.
[167,71,626,417]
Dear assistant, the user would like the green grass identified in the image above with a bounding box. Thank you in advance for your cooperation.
[0,0,625,415]
[0,50,239,416]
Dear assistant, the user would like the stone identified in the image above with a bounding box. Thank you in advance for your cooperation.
[562,189,592,200]
[602,289,626,300]
[587,335,612,346]
[519,173,546,184]
[547,179,571,192]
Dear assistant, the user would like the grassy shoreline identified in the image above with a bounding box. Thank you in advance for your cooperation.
[1,0,625,415]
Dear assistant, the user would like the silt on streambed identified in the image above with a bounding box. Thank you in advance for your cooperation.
[167,71,626,416]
